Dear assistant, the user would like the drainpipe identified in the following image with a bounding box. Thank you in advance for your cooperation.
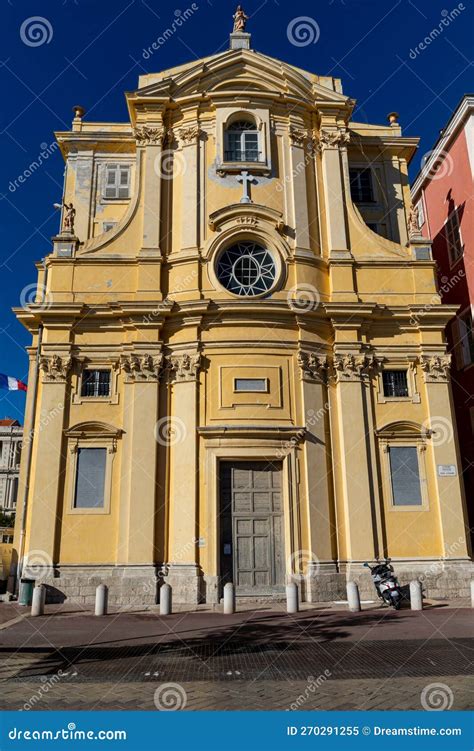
[13,260,47,592]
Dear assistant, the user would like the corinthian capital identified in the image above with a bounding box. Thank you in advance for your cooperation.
[120,353,164,382]
[40,354,72,383]
[133,125,166,146]
[317,128,350,151]
[297,351,328,383]
[177,125,201,146]
[419,355,451,383]
[333,353,377,382]
[288,126,309,147]
[168,352,202,382]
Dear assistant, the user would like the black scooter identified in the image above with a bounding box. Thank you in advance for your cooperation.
[364,559,402,609]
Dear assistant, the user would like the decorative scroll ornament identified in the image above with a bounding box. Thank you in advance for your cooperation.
[419,355,451,383]
[168,352,202,382]
[297,352,328,383]
[40,354,72,383]
[133,125,165,145]
[317,129,351,151]
[120,353,164,382]
[332,353,378,382]
[288,126,309,147]
[177,125,201,146]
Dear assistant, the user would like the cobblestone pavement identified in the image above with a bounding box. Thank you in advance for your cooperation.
[0,604,472,710]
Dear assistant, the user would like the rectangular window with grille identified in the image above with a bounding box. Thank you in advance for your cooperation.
[103,164,130,199]
[382,370,409,398]
[349,168,374,203]
[81,370,111,398]
[445,210,463,264]
[389,446,423,506]
[74,448,107,508]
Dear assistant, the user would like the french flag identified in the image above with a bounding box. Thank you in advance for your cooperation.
[0,373,27,392]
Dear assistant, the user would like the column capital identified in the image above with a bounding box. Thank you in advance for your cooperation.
[297,351,328,383]
[317,128,351,152]
[133,125,166,146]
[419,354,451,383]
[39,354,72,384]
[176,125,202,147]
[167,352,202,383]
[119,353,164,382]
[332,353,378,382]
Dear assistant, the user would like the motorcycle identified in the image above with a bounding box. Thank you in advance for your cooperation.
[364,559,402,609]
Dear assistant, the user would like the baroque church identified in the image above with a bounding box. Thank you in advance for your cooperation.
[12,16,472,605]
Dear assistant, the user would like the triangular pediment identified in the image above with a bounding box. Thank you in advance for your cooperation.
[133,49,350,105]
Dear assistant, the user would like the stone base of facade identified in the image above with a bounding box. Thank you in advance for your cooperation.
[306,558,474,602]
[22,564,160,607]
[164,563,204,604]
[18,558,474,607]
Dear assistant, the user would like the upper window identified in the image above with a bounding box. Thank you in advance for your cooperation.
[389,446,423,506]
[349,168,374,203]
[456,311,474,368]
[382,370,409,398]
[103,164,130,200]
[445,210,463,265]
[74,448,107,509]
[216,242,276,297]
[225,120,260,163]
[416,199,425,228]
[81,370,111,398]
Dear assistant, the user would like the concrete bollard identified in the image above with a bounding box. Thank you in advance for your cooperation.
[223,582,235,614]
[160,583,172,615]
[94,584,108,616]
[471,581,474,609]
[410,580,423,610]
[286,582,299,614]
[31,584,46,617]
[347,581,361,612]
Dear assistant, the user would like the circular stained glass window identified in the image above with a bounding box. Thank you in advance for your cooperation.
[216,242,276,297]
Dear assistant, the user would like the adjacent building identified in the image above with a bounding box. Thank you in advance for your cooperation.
[411,94,474,540]
[12,20,472,605]
[0,419,22,513]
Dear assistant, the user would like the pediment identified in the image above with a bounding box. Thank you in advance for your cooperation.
[376,421,429,440]
[133,49,350,106]
[64,421,123,439]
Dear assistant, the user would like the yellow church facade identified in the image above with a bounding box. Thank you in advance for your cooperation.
[13,29,472,605]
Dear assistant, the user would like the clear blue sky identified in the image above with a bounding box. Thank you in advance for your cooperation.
[1,0,472,422]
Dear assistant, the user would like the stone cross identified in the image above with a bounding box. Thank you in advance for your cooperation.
[237,170,256,204]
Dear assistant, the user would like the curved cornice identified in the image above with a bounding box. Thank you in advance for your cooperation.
[208,203,283,232]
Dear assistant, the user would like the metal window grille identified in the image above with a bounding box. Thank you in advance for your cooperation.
[382,370,409,398]
[81,370,111,398]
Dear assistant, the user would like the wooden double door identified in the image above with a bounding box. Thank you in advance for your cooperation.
[219,461,285,595]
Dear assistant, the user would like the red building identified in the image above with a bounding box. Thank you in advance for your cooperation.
[411,94,474,542]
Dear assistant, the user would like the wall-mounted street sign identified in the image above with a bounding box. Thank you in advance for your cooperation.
[437,464,457,477]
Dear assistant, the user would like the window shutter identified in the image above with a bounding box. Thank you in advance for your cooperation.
[389,446,422,506]
[118,166,130,199]
[458,316,471,367]
[104,164,118,199]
